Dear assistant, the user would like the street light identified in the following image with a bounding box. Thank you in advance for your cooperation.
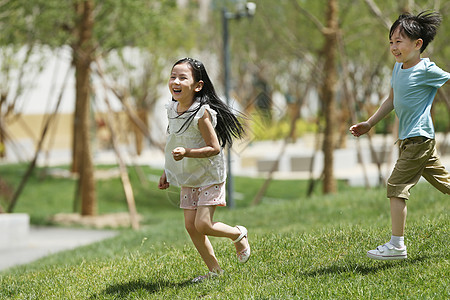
[222,1,256,208]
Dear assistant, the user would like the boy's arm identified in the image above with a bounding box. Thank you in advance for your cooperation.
[349,88,394,137]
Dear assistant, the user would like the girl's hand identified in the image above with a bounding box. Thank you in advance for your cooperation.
[349,122,371,137]
[172,147,187,161]
[158,172,169,189]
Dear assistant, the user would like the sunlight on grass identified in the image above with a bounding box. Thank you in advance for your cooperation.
[0,164,448,299]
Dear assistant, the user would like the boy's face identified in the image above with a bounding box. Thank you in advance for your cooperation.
[389,27,423,69]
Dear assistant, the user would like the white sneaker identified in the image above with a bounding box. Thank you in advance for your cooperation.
[367,242,407,260]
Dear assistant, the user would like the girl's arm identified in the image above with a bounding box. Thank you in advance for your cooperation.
[172,110,221,161]
[349,88,394,137]
[158,170,169,189]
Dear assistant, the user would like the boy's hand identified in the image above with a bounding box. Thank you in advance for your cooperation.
[172,147,186,161]
[158,172,169,189]
[349,122,371,137]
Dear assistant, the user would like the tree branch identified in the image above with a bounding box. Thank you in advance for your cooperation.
[94,57,164,151]
[291,0,325,32]
[363,0,392,29]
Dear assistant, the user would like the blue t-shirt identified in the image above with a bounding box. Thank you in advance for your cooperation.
[391,58,450,140]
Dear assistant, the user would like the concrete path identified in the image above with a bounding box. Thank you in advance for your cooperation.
[0,227,117,272]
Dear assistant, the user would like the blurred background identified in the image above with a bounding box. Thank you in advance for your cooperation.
[0,0,449,216]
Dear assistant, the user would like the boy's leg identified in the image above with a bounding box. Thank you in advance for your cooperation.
[367,197,408,261]
[183,209,221,273]
[195,206,249,254]
[421,144,450,194]
[390,197,407,237]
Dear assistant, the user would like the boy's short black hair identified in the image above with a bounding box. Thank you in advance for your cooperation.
[389,11,442,53]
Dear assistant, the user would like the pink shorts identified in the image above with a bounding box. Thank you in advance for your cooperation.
[180,183,226,210]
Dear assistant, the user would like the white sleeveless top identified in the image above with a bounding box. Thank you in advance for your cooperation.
[164,100,226,187]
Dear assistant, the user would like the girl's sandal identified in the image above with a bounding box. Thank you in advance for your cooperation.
[191,270,222,283]
[233,225,251,264]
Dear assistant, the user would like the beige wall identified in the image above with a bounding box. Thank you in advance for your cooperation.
[5,112,131,151]
[6,114,73,150]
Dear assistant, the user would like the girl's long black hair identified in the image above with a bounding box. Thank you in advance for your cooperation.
[171,57,245,148]
[389,10,442,53]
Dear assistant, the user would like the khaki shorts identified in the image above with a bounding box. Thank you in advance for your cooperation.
[180,183,226,210]
[387,137,450,199]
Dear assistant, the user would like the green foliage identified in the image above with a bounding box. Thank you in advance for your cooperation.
[205,0,450,138]
[249,112,317,141]
[432,101,449,133]
[374,110,396,134]
[2,0,448,134]
[0,164,179,224]
[373,101,449,134]
[0,164,448,298]
[0,0,191,52]
[94,0,185,51]
[0,163,333,223]
[0,0,73,46]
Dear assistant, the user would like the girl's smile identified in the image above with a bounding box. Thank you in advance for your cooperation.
[168,63,203,110]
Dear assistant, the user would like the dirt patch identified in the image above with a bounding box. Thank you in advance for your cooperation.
[50,212,141,229]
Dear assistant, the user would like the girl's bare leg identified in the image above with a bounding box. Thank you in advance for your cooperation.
[390,197,407,236]
[195,206,249,254]
[184,209,221,273]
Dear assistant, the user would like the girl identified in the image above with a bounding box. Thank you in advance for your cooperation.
[158,58,250,282]
[350,11,450,260]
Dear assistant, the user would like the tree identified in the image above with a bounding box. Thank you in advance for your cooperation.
[225,0,340,193]
[99,49,166,156]
[0,0,189,215]
[72,0,96,215]
[0,43,46,160]
[320,0,339,193]
[207,0,449,195]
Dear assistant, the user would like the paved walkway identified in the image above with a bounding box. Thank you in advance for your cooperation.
[0,227,117,272]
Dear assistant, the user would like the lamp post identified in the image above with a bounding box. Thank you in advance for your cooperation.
[222,1,256,208]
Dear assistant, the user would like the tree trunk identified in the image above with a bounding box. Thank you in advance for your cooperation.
[71,92,82,173]
[133,108,149,156]
[321,0,338,194]
[0,129,5,159]
[0,95,6,158]
[72,0,96,216]
[0,131,4,158]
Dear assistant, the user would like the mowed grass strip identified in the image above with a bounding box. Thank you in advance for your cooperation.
[0,164,448,299]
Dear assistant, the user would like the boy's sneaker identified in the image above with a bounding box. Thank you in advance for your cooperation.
[367,242,407,260]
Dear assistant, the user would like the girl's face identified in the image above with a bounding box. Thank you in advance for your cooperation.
[389,27,422,69]
[168,63,203,106]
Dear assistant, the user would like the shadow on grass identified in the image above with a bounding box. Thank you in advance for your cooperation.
[302,256,428,277]
[90,279,192,298]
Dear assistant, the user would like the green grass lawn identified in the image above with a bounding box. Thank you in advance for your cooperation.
[0,164,448,299]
